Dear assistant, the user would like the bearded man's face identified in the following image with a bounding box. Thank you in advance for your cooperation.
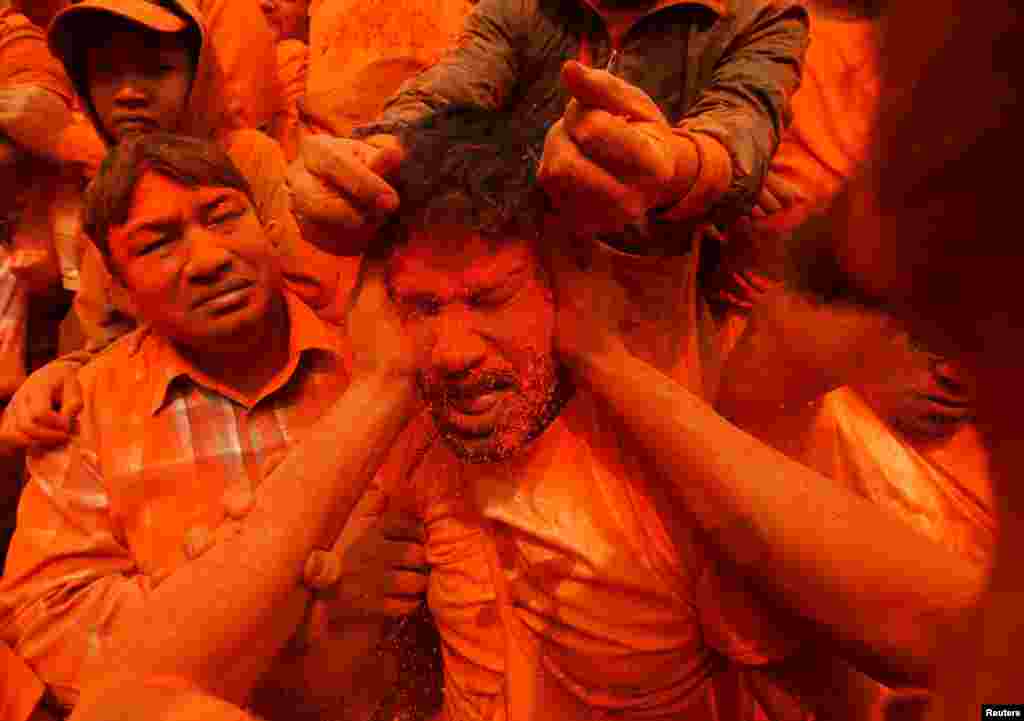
[388,226,564,463]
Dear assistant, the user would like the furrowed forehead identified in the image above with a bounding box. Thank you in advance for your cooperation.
[389,226,535,291]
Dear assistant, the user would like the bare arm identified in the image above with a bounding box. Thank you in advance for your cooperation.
[0,87,104,174]
[91,264,430,704]
[573,341,982,686]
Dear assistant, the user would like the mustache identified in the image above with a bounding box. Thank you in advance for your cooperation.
[420,370,518,402]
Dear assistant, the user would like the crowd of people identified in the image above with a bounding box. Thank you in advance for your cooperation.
[0,0,1017,719]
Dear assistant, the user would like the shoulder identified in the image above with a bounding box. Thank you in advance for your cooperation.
[77,327,156,403]
[222,129,289,196]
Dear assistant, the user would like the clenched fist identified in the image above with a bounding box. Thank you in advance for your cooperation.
[539,62,700,237]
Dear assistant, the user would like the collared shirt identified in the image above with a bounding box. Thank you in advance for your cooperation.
[0,292,351,709]
[369,238,804,721]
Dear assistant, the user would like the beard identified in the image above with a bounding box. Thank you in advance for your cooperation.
[420,355,571,464]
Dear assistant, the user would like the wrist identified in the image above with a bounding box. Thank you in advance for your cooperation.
[570,338,629,389]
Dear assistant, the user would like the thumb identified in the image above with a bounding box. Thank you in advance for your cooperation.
[560,60,664,123]
[59,375,84,423]
[364,137,406,179]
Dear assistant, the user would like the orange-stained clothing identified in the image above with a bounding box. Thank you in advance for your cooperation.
[0,7,103,391]
[1,641,45,721]
[371,240,809,721]
[275,39,309,161]
[0,8,71,100]
[0,293,352,712]
[737,385,994,719]
[758,13,880,234]
[381,397,802,721]
[194,0,283,134]
[754,387,995,567]
[304,0,472,135]
[0,253,28,399]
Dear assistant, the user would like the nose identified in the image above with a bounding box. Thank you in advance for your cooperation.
[112,73,151,107]
[183,228,233,285]
[428,307,487,380]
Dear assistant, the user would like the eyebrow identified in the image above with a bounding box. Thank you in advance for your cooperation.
[197,192,240,217]
[391,262,529,300]
[120,213,181,239]
[462,262,528,290]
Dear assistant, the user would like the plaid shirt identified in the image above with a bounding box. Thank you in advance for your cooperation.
[0,292,352,709]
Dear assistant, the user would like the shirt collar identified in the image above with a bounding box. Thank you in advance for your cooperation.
[145,291,346,415]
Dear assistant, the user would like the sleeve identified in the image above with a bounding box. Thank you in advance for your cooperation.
[196,0,283,132]
[0,416,152,710]
[665,2,809,227]
[274,40,310,162]
[0,641,45,721]
[0,10,73,101]
[349,0,527,138]
[0,11,105,174]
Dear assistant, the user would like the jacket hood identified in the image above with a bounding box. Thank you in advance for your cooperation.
[48,0,234,146]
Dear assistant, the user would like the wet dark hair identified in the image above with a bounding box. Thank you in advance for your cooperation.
[82,132,253,260]
[366,105,550,260]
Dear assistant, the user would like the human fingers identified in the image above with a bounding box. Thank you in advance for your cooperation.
[19,422,73,446]
[560,61,664,123]
[763,173,805,210]
[57,374,84,424]
[300,135,400,220]
[16,389,71,434]
[539,121,646,228]
[756,186,782,216]
[564,102,673,189]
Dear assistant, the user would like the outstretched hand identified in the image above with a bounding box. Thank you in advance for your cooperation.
[539,61,699,236]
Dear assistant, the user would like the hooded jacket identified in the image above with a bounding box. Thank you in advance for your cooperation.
[49,0,347,354]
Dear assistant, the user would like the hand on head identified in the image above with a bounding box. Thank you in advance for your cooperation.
[287,134,405,255]
[538,61,700,237]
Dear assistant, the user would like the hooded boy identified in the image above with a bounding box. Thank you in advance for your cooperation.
[43,0,354,359]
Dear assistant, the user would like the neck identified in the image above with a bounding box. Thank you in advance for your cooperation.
[177,295,291,400]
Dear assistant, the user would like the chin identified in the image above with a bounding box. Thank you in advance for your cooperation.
[441,428,531,465]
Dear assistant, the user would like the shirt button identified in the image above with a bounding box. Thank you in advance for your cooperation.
[222,485,255,520]
[183,525,213,560]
